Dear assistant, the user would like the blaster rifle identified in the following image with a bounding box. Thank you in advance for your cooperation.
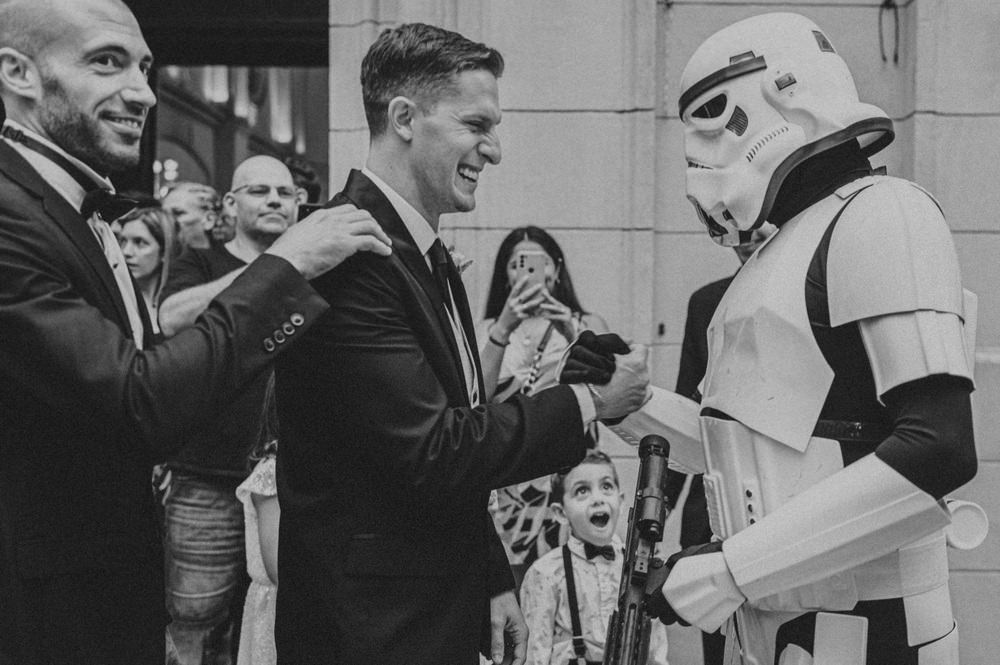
[603,434,671,665]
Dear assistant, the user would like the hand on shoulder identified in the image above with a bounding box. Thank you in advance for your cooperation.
[266,204,392,280]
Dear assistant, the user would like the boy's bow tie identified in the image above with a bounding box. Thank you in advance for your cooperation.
[583,542,616,561]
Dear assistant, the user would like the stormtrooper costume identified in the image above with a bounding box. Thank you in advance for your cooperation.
[643,13,980,665]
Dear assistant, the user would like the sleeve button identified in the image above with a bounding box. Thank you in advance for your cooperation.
[290,313,305,326]
[263,338,276,352]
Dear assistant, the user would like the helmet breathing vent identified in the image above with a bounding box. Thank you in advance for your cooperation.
[745,125,790,163]
[726,106,749,136]
[812,30,835,53]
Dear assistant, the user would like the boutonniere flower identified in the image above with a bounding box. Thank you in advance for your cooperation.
[448,245,474,274]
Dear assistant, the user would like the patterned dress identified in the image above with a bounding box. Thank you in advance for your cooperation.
[485,317,578,567]
[235,456,277,665]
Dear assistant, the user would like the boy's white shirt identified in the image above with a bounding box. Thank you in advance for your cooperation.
[519,533,669,665]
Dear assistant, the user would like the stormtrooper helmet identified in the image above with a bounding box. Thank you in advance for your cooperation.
[679,12,894,245]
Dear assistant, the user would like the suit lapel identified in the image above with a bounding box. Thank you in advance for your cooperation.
[337,170,469,404]
[0,142,136,335]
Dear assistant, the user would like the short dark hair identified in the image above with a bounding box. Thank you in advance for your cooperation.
[284,156,322,203]
[248,371,279,468]
[550,450,619,505]
[361,22,504,137]
[484,226,586,320]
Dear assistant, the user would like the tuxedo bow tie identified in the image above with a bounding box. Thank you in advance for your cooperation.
[583,542,616,561]
[2,125,137,221]
[81,188,139,223]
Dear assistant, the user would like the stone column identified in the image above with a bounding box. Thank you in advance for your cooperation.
[913,2,1000,662]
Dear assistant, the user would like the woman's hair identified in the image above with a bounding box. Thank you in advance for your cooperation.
[117,206,180,306]
[483,226,586,319]
[248,372,279,466]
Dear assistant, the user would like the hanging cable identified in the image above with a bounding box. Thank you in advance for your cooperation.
[879,0,900,64]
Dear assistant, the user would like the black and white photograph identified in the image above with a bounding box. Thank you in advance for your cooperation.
[0,1,995,664]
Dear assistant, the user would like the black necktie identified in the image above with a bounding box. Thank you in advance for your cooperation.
[1,125,137,221]
[428,238,454,314]
[583,542,616,561]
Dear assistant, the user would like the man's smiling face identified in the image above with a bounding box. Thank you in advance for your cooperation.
[407,68,501,222]
[33,0,155,172]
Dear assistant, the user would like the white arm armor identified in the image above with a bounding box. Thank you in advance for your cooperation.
[858,293,976,401]
[722,453,949,603]
[608,386,706,474]
[826,177,964,327]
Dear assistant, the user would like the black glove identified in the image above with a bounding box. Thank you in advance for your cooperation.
[558,330,630,385]
[644,541,724,626]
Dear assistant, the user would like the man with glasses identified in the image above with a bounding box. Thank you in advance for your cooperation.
[161,181,224,249]
[157,155,303,665]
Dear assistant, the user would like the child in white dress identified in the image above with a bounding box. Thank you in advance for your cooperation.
[235,378,280,665]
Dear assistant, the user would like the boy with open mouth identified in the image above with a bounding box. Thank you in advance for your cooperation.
[519,451,669,665]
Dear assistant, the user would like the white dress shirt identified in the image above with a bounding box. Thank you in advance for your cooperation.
[362,167,480,404]
[519,534,669,665]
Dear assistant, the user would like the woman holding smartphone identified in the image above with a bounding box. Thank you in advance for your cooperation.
[479,226,608,583]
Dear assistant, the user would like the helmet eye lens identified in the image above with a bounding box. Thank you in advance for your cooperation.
[692,94,727,119]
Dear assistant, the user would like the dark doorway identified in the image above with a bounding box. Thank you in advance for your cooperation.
[129,0,328,66]
[115,1,329,194]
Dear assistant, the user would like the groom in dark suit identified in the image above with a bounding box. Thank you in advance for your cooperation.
[0,1,392,663]
[274,22,651,665]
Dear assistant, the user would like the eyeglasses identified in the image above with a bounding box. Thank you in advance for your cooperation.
[231,184,298,200]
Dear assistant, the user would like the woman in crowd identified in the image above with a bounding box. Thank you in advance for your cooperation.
[480,226,608,582]
[118,206,180,336]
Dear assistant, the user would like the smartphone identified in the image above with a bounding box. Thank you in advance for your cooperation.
[515,250,548,290]
[296,203,324,221]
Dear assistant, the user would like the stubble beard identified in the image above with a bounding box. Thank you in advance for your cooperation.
[38,75,140,175]
[242,220,286,249]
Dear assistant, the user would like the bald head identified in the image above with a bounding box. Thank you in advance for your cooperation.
[0,0,153,173]
[225,155,298,248]
[0,0,136,58]
[0,0,58,57]
[230,155,294,192]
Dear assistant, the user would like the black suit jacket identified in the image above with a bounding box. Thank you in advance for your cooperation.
[666,275,733,549]
[274,170,589,664]
[0,141,327,665]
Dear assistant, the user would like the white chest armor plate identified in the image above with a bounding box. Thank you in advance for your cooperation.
[699,180,873,543]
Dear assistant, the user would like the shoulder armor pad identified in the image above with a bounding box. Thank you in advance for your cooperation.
[827,177,964,327]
